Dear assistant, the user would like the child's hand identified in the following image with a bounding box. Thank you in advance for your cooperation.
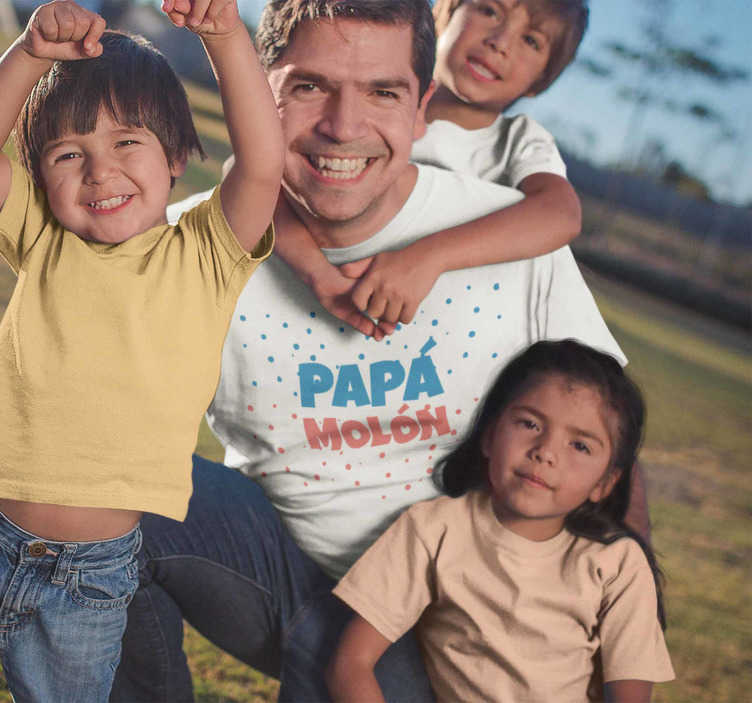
[20,1,105,61]
[161,0,242,37]
[343,248,442,326]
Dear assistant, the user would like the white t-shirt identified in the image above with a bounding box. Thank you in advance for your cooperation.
[411,113,567,187]
[171,165,623,578]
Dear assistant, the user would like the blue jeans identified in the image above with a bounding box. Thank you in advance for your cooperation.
[111,455,434,702]
[0,512,141,702]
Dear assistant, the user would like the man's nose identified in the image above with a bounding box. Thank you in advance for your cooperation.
[316,88,369,143]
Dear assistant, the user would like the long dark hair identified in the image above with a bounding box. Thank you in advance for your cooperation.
[435,339,666,629]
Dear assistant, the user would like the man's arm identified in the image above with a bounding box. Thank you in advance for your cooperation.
[163,0,283,252]
[345,172,581,325]
[0,1,105,208]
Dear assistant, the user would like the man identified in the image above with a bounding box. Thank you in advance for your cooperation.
[112,1,643,700]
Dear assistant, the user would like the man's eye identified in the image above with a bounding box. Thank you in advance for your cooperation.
[294,83,319,93]
[374,89,398,99]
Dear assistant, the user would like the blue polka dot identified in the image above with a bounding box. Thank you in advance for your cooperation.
[242,343,247,349]
[473,306,480,313]
[293,343,300,350]
[310,355,316,361]
[404,344,408,349]
[252,381,258,386]
[239,314,246,321]
[310,311,316,318]
[448,369,453,374]
[396,323,403,331]
[267,356,275,363]
[293,391,298,397]
[265,314,271,318]
[469,331,476,338]
[261,334,267,340]
[358,353,365,360]
[497,314,502,319]
[493,283,500,290]
[466,285,471,290]
[320,344,325,349]
[446,298,452,304]
[462,352,468,358]
[277,376,282,382]
[386,340,391,345]
[306,328,312,335]
[283,322,288,328]
[339,327,345,333]
[431,319,438,326]
[492,353,498,358]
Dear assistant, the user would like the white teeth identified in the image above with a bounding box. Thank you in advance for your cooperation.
[88,195,130,210]
[311,156,369,179]
[468,59,496,80]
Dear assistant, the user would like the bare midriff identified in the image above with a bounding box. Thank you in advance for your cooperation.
[0,498,141,542]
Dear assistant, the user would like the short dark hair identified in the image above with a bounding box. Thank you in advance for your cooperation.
[432,0,588,95]
[14,31,205,187]
[435,339,667,629]
[255,0,436,99]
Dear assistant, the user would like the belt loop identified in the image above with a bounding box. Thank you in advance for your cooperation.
[52,544,78,585]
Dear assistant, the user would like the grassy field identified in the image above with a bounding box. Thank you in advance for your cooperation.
[0,75,750,701]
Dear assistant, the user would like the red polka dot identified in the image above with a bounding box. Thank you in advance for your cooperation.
[322,461,327,466]
[404,458,409,462]
[247,405,254,411]
[278,447,285,454]
[268,424,274,430]
[455,409,461,415]
[304,481,309,486]
[273,403,277,408]
[405,484,411,490]
[386,472,391,478]
[355,481,360,486]
[379,452,385,459]
[314,474,320,481]
[285,467,290,472]
[430,444,436,450]
[345,464,352,471]
[292,413,298,419]
[426,468,433,474]
[382,495,386,500]
[451,430,457,435]
[474,397,479,402]
[261,472,267,477]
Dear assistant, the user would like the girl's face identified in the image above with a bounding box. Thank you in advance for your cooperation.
[482,373,619,541]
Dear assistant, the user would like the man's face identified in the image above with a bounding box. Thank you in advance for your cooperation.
[267,18,432,245]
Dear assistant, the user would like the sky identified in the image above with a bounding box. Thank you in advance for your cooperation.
[140,0,752,206]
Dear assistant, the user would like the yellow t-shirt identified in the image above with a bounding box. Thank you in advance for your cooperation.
[0,161,272,520]
[334,491,674,702]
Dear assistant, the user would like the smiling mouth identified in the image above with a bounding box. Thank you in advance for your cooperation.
[467,58,499,81]
[516,471,552,490]
[87,195,133,211]
[306,155,371,180]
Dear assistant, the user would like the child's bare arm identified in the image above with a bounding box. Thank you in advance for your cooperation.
[326,614,391,703]
[0,0,105,206]
[346,172,581,326]
[273,195,395,340]
[604,679,653,703]
[163,0,283,252]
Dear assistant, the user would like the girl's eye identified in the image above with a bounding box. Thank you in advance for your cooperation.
[477,3,499,19]
[54,152,80,163]
[572,440,591,454]
[117,139,138,147]
[523,35,541,50]
[516,418,539,431]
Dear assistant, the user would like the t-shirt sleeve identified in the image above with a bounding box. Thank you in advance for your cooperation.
[502,115,568,187]
[534,246,627,365]
[174,184,274,306]
[0,160,52,273]
[598,540,675,683]
[333,506,436,643]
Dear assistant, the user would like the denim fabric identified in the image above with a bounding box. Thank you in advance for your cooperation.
[111,455,434,702]
[0,512,141,702]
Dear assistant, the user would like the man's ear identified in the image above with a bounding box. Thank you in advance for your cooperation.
[589,468,622,503]
[412,79,437,141]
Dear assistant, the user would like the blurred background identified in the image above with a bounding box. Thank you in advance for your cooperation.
[0,1,749,701]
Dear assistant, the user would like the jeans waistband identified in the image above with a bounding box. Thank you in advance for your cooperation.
[0,509,142,572]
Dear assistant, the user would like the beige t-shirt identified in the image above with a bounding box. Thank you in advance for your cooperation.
[0,161,272,520]
[334,491,674,702]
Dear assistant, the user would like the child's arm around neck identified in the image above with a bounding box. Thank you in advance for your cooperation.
[0,1,105,209]
[163,0,283,252]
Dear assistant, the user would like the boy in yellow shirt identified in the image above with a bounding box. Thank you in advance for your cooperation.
[0,0,282,699]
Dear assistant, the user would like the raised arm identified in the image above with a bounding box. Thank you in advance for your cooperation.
[0,0,105,206]
[163,0,283,252]
[346,172,581,326]
[326,614,391,703]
